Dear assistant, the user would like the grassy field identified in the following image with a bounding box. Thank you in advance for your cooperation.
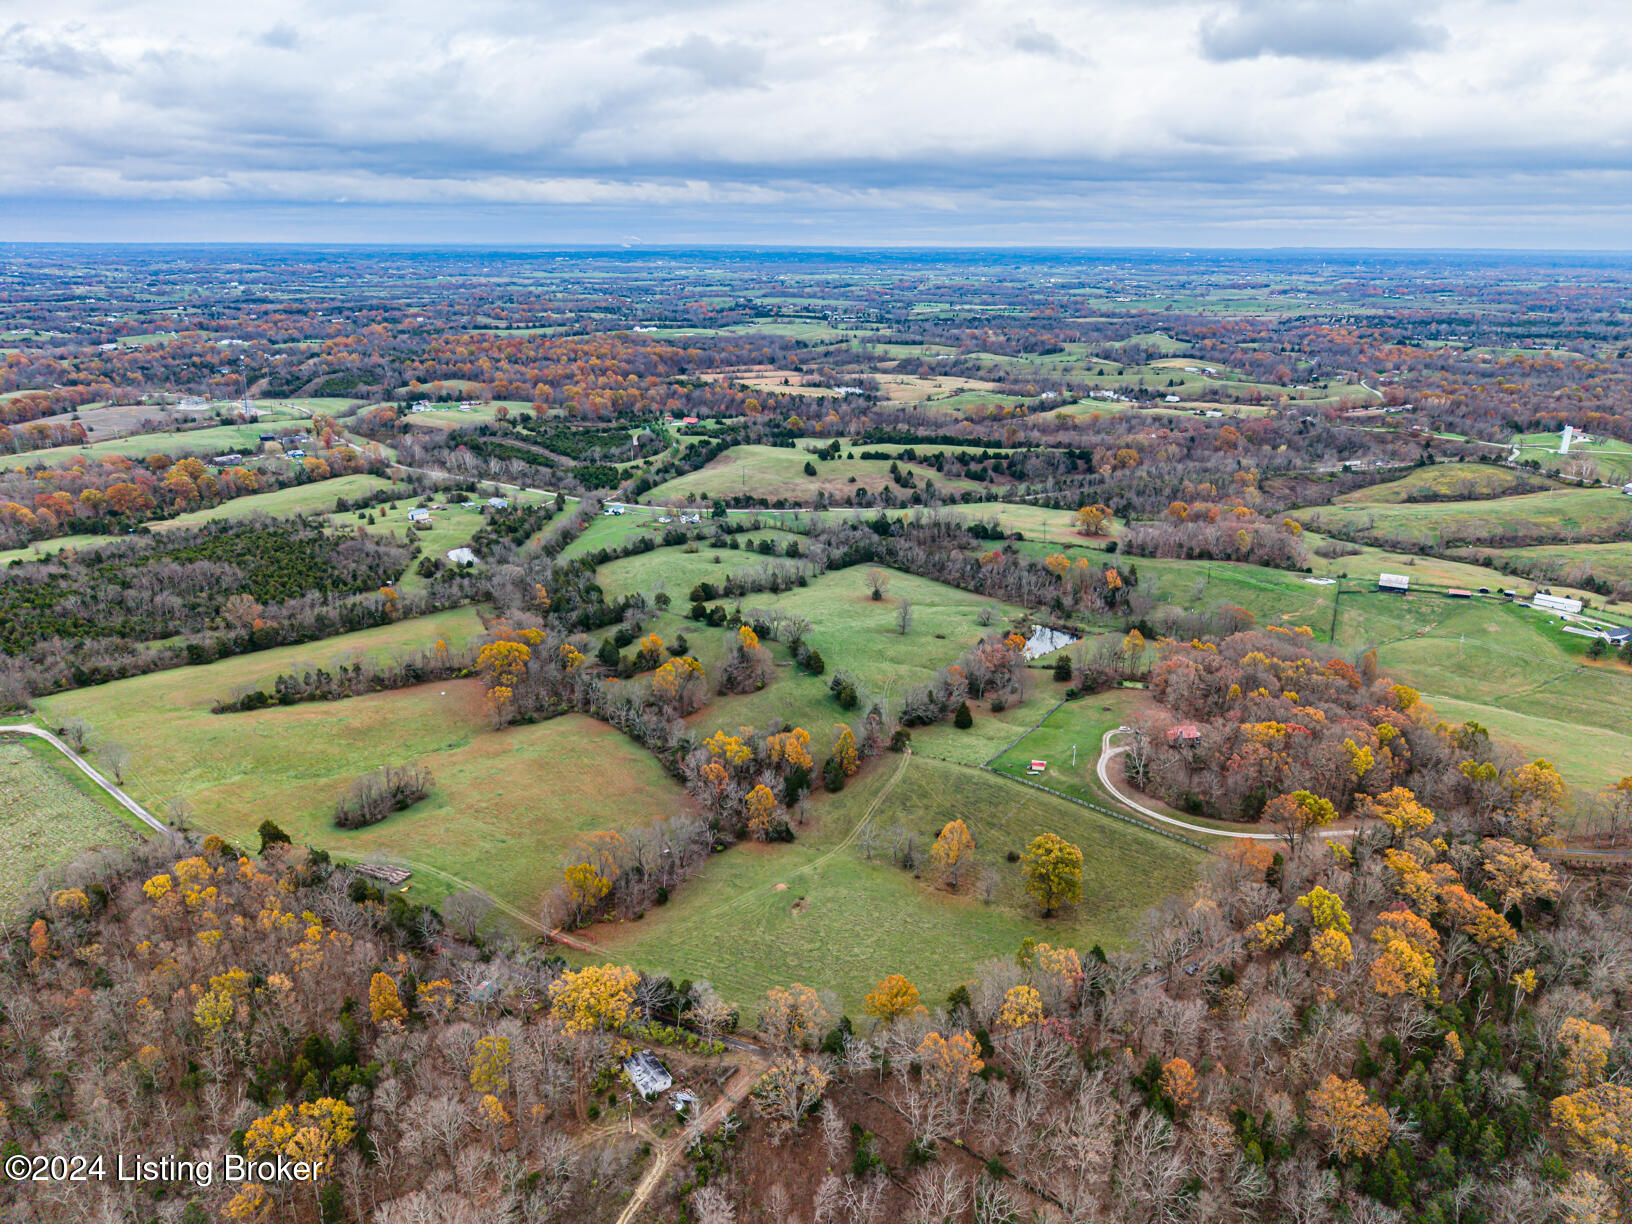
[1334,462,1547,504]
[585,751,1207,1010]
[341,490,550,593]
[1294,486,1632,548]
[0,475,408,565]
[149,474,403,530]
[1331,591,1632,796]
[0,532,125,566]
[1474,541,1632,589]
[647,445,986,504]
[595,531,806,601]
[0,419,300,470]
[30,609,693,920]
[1513,431,1632,483]
[0,738,140,910]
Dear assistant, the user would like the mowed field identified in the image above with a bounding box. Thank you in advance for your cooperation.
[0,419,299,470]
[1332,591,1632,797]
[594,530,807,600]
[1513,431,1632,482]
[0,738,140,910]
[1333,462,1547,504]
[647,445,986,503]
[584,751,1206,1010]
[26,610,692,921]
[1295,486,1632,547]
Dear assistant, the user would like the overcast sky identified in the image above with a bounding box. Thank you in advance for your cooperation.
[3,0,1630,246]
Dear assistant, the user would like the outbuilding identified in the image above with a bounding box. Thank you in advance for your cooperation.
[1378,573,1410,593]
[623,1050,672,1098]
[1534,593,1583,616]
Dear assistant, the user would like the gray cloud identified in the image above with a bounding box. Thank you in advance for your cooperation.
[1008,19,1082,62]
[642,34,765,89]
[256,23,302,50]
[0,0,1628,246]
[0,22,117,77]
[1199,0,1447,61]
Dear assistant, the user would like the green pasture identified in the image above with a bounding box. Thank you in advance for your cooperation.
[0,738,141,910]
[1513,431,1632,483]
[586,751,1206,1010]
[1335,462,1546,504]
[30,609,692,920]
[646,445,986,504]
[1294,486,1632,548]
[594,531,807,601]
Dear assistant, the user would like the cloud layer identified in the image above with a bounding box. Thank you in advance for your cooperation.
[1,1,1629,244]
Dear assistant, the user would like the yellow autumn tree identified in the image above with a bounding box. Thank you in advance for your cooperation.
[244,1098,357,1166]
[918,1030,983,1092]
[1296,886,1352,934]
[929,819,976,888]
[1308,1076,1389,1161]
[745,784,780,841]
[476,639,531,690]
[863,974,924,1025]
[470,1034,512,1094]
[1551,1083,1632,1181]
[549,963,639,1034]
[1481,838,1562,911]
[1369,910,1440,1002]
[1247,912,1291,952]
[1363,787,1435,838]
[997,984,1044,1029]
[369,972,407,1026]
[1020,832,1083,916]
[832,724,859,777]
[1560,1017,1612,1088]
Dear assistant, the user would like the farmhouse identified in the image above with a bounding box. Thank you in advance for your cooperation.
[1533,593,1583,616]
[1603,627,1632,647]
[1168,724,1202,744]
[407,508,431,524]
[623,1050,672,1098]
[1378,573,1410,593]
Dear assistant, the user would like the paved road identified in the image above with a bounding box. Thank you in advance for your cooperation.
[0,723,170,835]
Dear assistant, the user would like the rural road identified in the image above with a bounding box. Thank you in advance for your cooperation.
[1097,726,1352,843]
[613,1056,764,1224]
[0,723,170,835]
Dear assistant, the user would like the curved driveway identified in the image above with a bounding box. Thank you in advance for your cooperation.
[1097,726,1351,842]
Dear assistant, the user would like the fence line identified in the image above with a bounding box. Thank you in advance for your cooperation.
[980,764,1211,852]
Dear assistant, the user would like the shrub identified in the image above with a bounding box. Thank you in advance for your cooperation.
[822,756,846,792]
[954,701,973,729]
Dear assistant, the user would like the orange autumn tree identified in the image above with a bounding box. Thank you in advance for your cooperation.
[918,1030,984,1093]
[1307,1075,1389,1162]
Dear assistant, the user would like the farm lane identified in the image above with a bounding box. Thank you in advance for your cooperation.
[0,723,170,835]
